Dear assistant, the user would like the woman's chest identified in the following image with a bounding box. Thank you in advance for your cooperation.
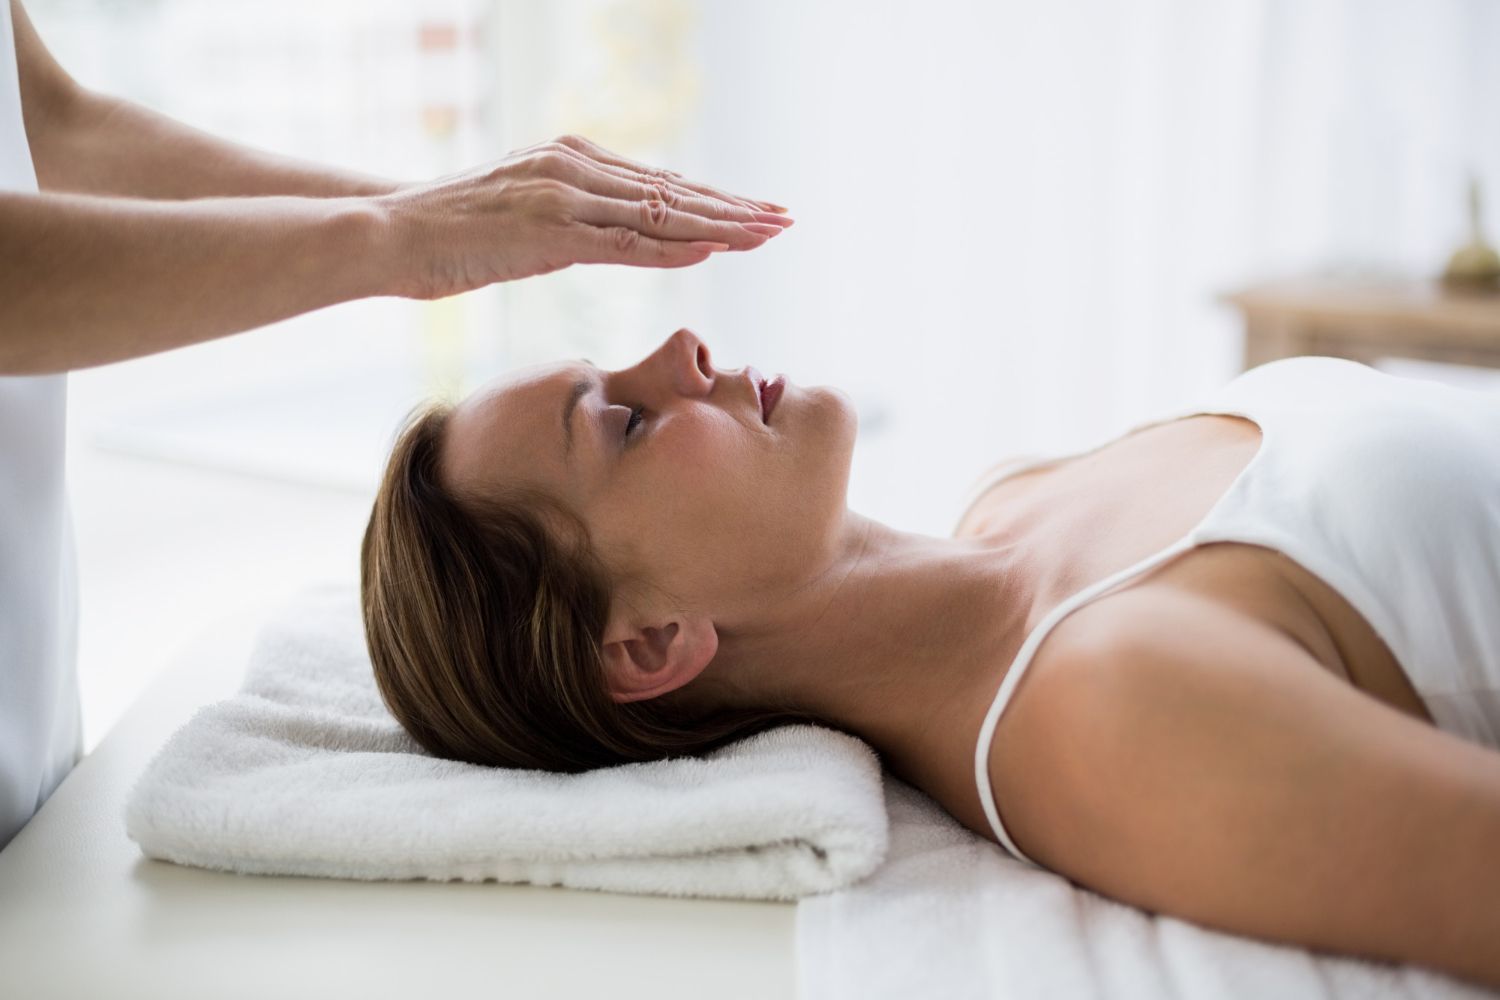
[955,414,1429,722]
[920,412,1437,845]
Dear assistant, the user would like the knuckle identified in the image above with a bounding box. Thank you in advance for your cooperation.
[610,226,641,252]
[554,133,585,150]
[529,149,571,176]
[516,151,546,176]
[651,179,679,207]
[527,177,572,214]
[640,197,669,227]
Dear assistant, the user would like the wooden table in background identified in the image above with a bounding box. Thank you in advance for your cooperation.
[1221,276,1500,373]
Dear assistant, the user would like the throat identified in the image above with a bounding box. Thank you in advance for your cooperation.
[835,550,1040,806]
[774,536,1037,762]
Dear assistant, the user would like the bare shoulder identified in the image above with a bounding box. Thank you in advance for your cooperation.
[987,586,1500,986]
[953,453,1054,538]
[989,585,1350,867]
[987,585,1305,843]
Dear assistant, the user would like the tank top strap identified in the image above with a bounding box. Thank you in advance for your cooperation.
[972,533,1198,867]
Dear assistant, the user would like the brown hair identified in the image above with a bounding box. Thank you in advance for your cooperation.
[359,401,821,772]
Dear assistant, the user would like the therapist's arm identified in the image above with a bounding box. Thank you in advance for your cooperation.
[1,2,786,375]
[0,191,392,374]
[36,88,405,201]
[11,0,402,200]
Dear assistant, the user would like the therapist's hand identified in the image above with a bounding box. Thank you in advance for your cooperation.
[376,134,792,300]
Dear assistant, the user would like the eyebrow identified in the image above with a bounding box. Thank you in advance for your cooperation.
[562,359,601,465]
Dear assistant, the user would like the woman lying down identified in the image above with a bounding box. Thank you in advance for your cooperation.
[360,327,1500,991]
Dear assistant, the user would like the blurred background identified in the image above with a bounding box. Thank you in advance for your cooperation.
[26,0,1500,752]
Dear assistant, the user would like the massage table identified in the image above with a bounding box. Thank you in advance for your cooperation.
[0,609,797,999]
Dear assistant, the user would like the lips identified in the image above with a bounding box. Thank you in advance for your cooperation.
[759,374,786,423]
[746,366,786,424]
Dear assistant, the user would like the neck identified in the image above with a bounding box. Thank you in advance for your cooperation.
[701,511,1040,771]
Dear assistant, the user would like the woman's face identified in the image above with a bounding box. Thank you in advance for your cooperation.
[440,328,859,621]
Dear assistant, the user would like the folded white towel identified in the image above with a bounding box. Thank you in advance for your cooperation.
[798,776,1493,999]
[124,584,889,901]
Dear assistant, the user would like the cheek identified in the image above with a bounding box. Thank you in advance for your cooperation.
[674,425,824,587]
[593,416,776,573]
[594,400,858,599]
[649,416,764,532]
[656,391,858,596]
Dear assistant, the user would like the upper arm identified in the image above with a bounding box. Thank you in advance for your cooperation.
[9,0,85,140]
[993,590,1500,985]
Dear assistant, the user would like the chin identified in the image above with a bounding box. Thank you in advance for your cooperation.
[804,386,860,492]
[800,383,857,423]
[823,385,860,445]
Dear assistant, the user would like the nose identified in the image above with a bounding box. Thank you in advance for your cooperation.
[619,328,727,410]
[660,327,715,393]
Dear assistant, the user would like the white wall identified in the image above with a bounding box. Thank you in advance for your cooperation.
[23,0,1500,748]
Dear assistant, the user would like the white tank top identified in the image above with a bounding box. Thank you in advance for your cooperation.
[0,2,83,852]
[967,356,1500,869]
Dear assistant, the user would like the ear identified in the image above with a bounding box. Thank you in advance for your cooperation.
[601,606,719,705]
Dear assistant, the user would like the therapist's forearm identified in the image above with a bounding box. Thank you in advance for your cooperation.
[0,189,391,374]
[31,87,406,200]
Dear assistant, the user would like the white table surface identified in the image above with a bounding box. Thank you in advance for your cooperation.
[0,608,797,999]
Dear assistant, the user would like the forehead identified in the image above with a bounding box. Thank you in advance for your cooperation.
[440,361,575,496]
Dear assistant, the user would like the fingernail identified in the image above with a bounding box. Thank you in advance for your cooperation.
[689,241,731,252]
[750,212,794,226]
[742,223,781,237]
[758,201,790,213]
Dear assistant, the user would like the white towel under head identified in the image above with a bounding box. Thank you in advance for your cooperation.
[124,585,889,901]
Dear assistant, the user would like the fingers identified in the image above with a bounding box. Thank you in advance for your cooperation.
[570,157,791,228]
[568,191,780,251]
[552,134,789,215]
[493,134,794,272]
[547,142,792,229]
[571,223,730,269]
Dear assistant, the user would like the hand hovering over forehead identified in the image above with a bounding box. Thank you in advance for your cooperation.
[378,134,794,300]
